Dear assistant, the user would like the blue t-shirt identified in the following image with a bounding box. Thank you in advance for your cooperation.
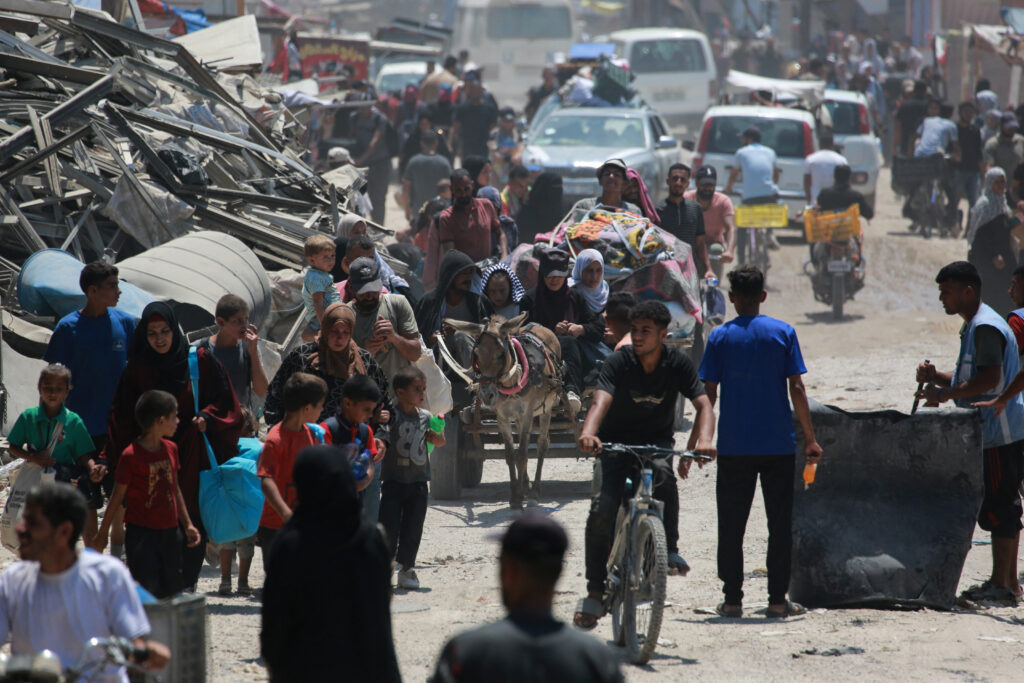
[699,315,806,456]
[734,143,779,200]
[914,117,957,157]
[43,308,136,436]
[301,268,342,321]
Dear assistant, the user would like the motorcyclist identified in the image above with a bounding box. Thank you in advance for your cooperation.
[812,165,871,290]
[902,99,960,227]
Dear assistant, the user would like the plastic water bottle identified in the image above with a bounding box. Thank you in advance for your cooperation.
[802,463,817,490]
[349,439,371,481]
[426,415,445,454]
[641,468,653,496]
[705,276,719,288]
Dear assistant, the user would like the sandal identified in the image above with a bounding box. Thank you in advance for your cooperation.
[667,553,690,577]
[715,601,742,618]
[573,596,604,631]
[218,577,232,596]
[765,601,806,619]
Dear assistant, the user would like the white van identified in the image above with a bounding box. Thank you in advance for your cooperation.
[608,28,717,134]
[449,0,578,109]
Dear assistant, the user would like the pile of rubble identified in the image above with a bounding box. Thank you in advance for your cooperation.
[0,0,372,280]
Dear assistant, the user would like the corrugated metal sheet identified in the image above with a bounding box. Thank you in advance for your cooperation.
[942,0,1024,29]
[116,232,273,334]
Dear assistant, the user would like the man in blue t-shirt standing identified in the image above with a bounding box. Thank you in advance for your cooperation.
[44,261,136,549]
[699,264,823,619]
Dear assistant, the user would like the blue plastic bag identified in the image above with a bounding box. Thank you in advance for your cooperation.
[189,348,264,544]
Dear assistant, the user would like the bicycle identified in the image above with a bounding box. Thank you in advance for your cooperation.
[733,199,787,274]
[0,637,151,682]
[599,443,713,665]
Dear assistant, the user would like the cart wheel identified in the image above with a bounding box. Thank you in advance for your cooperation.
[429,418,461,499]
[459,455,484,488]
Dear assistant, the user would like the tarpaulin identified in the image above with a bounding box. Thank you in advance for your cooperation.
[724,70,828,107]
[790,402,984,610]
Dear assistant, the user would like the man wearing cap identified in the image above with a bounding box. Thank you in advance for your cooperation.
[569,158,641,218]
[437,169,507,264]
[490,107,522,187]
[723,126,782,249]
[451,74,498,161]
[431,512,623,683]
[402,132,453,226]
[657,163,713,279]
[685,165,736,280]
[346,257,422,382]
[984,113,1024,190]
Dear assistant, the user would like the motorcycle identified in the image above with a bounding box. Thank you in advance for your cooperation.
[0,637,151,682]
[803,206,865,320]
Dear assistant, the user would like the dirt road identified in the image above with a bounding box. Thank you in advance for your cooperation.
[165,172,1024,680]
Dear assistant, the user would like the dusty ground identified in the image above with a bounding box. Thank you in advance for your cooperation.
[7,170,1024,681]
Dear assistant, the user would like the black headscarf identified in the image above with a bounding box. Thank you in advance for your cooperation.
[415,249,481,333]
[261,445,400,682]
[131,301,189,395]
[463,155,489,194]
[517,172,564,244]
[532,253,576,331]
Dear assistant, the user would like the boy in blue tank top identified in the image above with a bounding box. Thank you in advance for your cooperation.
[918,261,1024,604]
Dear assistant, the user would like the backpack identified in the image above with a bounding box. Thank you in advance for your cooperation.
[322,417,371,448]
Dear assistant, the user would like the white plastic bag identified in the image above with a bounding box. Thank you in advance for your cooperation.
[415,339,453,417]
[1,462,43,552]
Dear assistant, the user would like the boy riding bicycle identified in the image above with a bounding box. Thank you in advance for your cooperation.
[573,301,717,630]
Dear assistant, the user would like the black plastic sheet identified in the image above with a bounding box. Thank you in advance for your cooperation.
[790,401,984,609]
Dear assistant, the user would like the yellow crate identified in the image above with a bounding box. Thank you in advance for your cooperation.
[803,205,861,242]
[734,202,789,228]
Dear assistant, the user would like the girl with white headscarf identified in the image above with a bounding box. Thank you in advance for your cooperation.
[571,249,610,314]
[968,167,1017,315]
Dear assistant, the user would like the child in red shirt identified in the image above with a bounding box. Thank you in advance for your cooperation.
[257,373,329,563]
[92,390,200,598]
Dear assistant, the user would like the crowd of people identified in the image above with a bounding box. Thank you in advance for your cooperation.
[10,30,1024,682]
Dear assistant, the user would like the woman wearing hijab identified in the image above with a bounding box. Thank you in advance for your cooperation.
[570,249,614,366]
[261,445,401,682]
[517,172,564,245]
[334,215,409,296]
[968,168,1018,315]
[532,248,605,408]
[104,302,242,590]
[623,168,660,223]
[463,155,493,195]
[264,303,392,427]
[480,262,531,320]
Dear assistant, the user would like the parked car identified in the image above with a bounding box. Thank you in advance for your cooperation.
[521,106,681,208]
[374,60,429,95]
[606,28,717,134]
[822,89,883,211]
[691,105,818,221]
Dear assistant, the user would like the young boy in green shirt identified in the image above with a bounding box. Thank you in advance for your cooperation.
[8,364,103,491]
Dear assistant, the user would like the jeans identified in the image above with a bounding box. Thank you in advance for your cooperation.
[362,467,382,522]
[952,169,981,219]
[716,454,795,605]
[378,480,429,567]
[584,449,679,595]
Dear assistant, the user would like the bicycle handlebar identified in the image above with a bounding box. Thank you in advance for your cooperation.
[600,443,713,463]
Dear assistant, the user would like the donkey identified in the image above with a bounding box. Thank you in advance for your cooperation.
[445,313,571,509]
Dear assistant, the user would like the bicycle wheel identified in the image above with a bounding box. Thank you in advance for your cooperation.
[755,231,771,273]
[609,507,630,647]
[622,515,668,664]
[736,227,749,263]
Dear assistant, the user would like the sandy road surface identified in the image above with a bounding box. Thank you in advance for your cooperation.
[8,170,1022,681]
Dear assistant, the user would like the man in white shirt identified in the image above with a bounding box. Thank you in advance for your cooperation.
[804,133,848,207]
[0,484,169,682]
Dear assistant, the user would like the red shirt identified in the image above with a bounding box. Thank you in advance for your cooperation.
[258,423,331,529]
[115,439,180,530]
[438,198,498,261]
[1010,313,1024,351]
